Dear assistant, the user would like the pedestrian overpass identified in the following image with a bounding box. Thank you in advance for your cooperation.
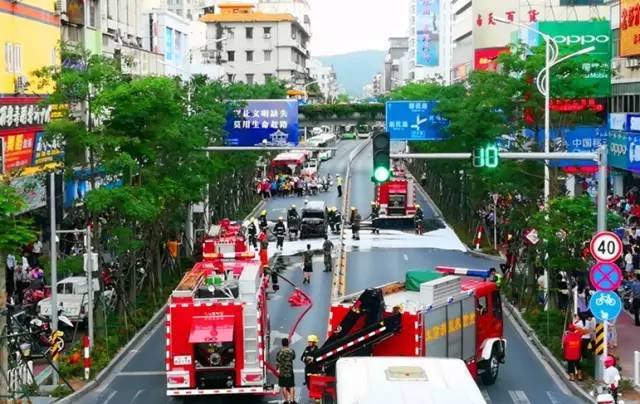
[298,103,385,136]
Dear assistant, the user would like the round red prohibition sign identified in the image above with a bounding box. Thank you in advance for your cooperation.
[589,231,623,263]
[589,262,623,292]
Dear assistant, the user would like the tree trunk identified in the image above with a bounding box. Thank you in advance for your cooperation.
[0,253,8,403]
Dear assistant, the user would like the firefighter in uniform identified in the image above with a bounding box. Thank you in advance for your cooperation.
[259,210,268,232]
[301,334,320,386]
[370,201,380,234]
[247,218,258,250]
[414,204,424,234]
[322,235,334,272]
[273,217,286,251]
[352,209,361,240]
[349,207,356,226]
[287,205,299,241]
[328,207,337,233]
[258,229,269,267]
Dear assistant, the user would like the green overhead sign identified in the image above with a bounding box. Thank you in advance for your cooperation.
[535,21,612,97]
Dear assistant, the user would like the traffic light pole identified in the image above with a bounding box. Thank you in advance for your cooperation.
[391,147,608,232]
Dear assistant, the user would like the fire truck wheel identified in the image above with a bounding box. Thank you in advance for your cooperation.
[481,347,500,385]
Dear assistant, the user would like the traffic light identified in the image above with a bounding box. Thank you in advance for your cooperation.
[372,131,391,183]
[472,144,499,168]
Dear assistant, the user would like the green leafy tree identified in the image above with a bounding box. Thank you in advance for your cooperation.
[0,184,37,398]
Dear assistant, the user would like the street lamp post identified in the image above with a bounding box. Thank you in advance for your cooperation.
[494,17,596,310]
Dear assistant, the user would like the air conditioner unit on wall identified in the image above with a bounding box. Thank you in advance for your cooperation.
[626,58,640,69]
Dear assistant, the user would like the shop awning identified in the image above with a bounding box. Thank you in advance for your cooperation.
[188,316,234,344]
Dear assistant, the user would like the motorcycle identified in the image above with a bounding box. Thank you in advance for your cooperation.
[593,384,623,404]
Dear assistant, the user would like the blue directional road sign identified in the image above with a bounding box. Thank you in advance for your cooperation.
[589,291,623,322]
[385,101,448,141]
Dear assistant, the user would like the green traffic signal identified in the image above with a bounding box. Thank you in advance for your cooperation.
[373,166,391,183]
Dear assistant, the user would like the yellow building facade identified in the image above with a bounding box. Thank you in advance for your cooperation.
[0,0,60,95]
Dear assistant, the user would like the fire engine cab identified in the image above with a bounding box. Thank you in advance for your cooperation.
[375,164,417,225]
[308,267,507,403]
[166,220,275,398]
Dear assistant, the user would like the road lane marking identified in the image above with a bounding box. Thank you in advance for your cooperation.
[481,389,492,403]
[130,389,144,404]
[103,390,117,404]
[545,391,563,404]
[508,390,531,404]
[118,371,166,376]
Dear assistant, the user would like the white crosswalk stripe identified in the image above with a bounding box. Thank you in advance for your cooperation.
[508,390,531,404]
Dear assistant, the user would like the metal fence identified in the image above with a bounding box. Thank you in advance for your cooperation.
[8,359,34,395]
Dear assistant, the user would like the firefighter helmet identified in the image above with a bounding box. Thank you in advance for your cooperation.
[307,334,319,343]
[291,204,296,209]
[371,201,376,205]
[278,216,283,221]
[260,210,267,216]
[415,204,421,209]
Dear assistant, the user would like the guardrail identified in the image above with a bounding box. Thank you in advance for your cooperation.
[331,139,371,301]
[8,359,33,395]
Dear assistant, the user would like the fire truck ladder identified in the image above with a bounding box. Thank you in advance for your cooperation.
[312,288,402,370]
[239,282,260,372]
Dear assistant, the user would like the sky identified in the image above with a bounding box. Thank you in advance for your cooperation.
[308,0,411,56]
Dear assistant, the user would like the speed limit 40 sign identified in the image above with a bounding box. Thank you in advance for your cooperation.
[589,231,623,263]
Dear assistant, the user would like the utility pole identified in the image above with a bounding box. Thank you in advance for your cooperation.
[50,171,59,387]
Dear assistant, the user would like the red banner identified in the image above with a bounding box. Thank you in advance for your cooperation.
[0,129,37,171]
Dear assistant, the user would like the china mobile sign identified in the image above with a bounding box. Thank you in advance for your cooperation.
[534,21,612,97]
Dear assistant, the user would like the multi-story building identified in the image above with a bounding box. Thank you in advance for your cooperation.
[609,0,640,114]
[141,8,191,78]
[384,37,410,92]
[60,0,165,75]
[1,0,62,208]
[200,3,310,85]
[308,59,339,103]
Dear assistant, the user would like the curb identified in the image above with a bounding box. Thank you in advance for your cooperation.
[504,302,593,403]
[55,199,267,402]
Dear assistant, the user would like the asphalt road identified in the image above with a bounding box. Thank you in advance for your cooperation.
[74,139,586,404]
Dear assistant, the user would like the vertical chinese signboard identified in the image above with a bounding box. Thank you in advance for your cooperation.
[224,100,299,146]
[620,0,640,57]
[416,0,440,67]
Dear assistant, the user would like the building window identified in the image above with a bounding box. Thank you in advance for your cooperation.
[246,27,253,39]
[227,28,235,39]
[263,50,272,62]
[227,73,234,82]
[246,74,255,85]
[176,9,183,16]
[13,44,22,73]
[4,43,14,72]
[227,51,235,62]
[264,73,273,82]
[89,0,98,27]
[263,27,272,38]
[246,50,254,62]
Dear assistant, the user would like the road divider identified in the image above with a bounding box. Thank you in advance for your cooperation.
[332,139,371,302]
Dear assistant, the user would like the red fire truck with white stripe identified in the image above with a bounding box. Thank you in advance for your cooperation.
[375,165,417,223]
[165,220,276,398]
[307,267,507,403]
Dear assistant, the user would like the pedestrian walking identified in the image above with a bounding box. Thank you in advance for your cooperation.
[630,272,640,326]
[301,335,320,386]
[303,244,313,284]
[336,174,343,197]
[351,209,361,240]
[562,324,583,381]
[259,210,268,232]
[322,236,334,272]
[276,338,297,404]
[6,253,16,300]
[274,217,286,251]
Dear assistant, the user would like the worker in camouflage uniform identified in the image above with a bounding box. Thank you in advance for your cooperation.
[302,244,313,284]
[322,235,334,272]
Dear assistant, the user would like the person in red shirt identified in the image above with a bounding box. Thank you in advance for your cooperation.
[563,323,583,381]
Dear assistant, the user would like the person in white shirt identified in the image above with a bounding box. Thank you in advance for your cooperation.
[603,355,621,403]
[573,312,596,371]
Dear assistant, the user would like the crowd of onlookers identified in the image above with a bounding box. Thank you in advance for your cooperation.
[255,174,334,199]
[5,240,47,307]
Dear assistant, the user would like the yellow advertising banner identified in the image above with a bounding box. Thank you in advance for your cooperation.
[620,0,640,57]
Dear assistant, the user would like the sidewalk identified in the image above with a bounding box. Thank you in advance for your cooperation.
[612,310,640,381]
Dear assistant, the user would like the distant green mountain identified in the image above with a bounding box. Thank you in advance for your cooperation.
[317,50,386,97]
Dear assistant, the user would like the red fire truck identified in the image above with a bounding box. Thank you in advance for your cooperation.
[166,220,276,398]
[375,165,417,225]
[308,267,507,402]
